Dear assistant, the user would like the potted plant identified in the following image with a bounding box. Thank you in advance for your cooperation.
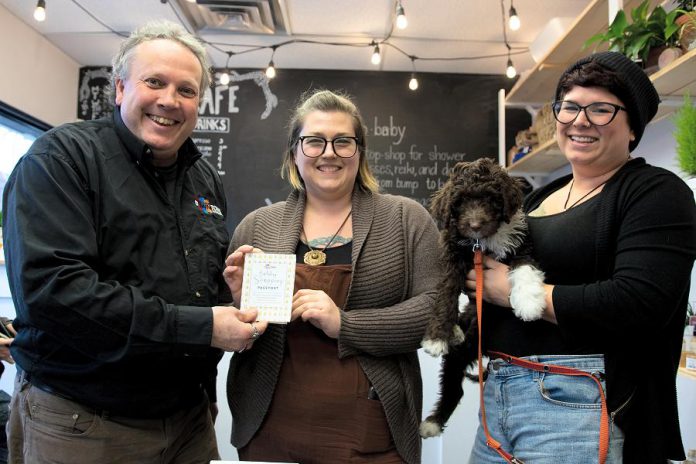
[675,0,696,50]
[585,0,682,70]
[673,93,696,178]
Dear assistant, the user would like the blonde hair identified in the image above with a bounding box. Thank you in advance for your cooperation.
[280,89,379,193]
[110,20,211,100]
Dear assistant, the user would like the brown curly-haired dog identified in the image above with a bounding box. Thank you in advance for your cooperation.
[419,158,546,438]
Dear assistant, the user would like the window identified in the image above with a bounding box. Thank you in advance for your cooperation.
[0,102,51,196]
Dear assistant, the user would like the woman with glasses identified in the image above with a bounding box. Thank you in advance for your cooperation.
[222,89,440,463]
[465,51,696,463]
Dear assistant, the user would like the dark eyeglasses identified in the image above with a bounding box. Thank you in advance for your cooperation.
[297,136,360,158]
[552,100,627,126]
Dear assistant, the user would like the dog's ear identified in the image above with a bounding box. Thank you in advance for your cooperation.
[429,161,474,228]
[429,180,454,229]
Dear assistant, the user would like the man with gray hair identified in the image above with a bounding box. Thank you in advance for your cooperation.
[2,20,266,463]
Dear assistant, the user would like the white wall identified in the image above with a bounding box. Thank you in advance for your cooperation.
[0,4,79,126]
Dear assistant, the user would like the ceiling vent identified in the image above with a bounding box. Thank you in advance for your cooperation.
[176,0,287,35]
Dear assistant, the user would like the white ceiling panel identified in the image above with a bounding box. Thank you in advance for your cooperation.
[0,0,594,75]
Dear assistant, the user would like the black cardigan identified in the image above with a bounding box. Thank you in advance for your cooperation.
[524,158,696,463]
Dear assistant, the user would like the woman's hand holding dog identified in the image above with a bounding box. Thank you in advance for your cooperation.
[465,255,512,307]
[465,256,557,323]
[292,289,342,339]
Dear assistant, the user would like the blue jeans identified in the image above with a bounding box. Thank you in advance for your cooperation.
[468,354,624,464]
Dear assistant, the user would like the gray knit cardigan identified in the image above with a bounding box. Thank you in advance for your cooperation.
[226,188,441,464]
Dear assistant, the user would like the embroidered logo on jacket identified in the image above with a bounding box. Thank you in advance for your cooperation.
[194,196,223,218]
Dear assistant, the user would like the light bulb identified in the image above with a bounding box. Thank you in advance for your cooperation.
[265,62,276,79]
[396,14,408,30]
[508,7,520,31]
[219,72,230,86]
[34,0,46,22]
[409,75,418,91]
[506,58,517,79]
[371,45,381,65]
[396,4,408,29]
[186,0,197,3]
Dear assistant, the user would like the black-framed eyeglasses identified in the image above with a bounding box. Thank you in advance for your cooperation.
[552,100,627,126]
[297,135,360,158]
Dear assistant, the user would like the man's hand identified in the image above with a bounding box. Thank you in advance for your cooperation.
[291,289,341,339]
[223,245,262,306]
[210,306,268,352]
[0,337,14,364]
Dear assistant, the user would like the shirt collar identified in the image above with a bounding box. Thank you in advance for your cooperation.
[112,108,202,167]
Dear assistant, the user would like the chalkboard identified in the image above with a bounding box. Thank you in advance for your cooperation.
[77,67,530,230]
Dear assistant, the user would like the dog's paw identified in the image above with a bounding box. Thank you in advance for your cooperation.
[419,419,444,438]
[451,324,466,345]
[508,265,546,321]
[421,338,450,356]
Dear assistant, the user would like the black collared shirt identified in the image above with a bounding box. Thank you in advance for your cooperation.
[2,110,231,417]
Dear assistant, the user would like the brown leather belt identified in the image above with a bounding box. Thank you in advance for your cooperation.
[487,350,610,464]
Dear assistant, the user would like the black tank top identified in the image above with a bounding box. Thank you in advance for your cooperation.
[483,194,601,356]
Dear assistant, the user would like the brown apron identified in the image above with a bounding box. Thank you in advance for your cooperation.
[239,263,404,464]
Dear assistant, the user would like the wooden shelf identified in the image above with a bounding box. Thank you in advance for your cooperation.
[679,367,696,380]
[507,138,565,174]
[651,47,696,121]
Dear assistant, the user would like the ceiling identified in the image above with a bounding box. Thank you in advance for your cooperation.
[1,0,596,78]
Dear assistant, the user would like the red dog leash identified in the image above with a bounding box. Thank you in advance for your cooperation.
[474,246,609,464]
[474,245,524,464]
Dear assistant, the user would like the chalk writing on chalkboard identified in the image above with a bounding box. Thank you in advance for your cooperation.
[366,114,475,206]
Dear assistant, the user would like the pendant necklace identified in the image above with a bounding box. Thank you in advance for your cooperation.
[563,179,607,210]
[301,209,353,266]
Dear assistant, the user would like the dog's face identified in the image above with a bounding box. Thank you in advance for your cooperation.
[430,158,523,240]
[454,196,506,239]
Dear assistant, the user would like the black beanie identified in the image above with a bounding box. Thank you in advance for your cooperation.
[555,51,660,152]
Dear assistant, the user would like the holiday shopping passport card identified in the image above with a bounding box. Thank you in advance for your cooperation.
[240,253,296,323]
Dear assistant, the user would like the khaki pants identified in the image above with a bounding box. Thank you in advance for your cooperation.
[7,372,219,464]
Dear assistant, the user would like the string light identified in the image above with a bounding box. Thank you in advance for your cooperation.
[508,1,521,31]
[506,56,517,78]
[34,0,46,22]
[396,1,408,30]
[371,42,382,65]
[58,0,530,89]
[408,56,418,90]
[265,46,277,79]
[265,60,276,79]
[219,51,233,85]
[500,0,516,78]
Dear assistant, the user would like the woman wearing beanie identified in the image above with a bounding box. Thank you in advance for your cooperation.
[465,51,696,464]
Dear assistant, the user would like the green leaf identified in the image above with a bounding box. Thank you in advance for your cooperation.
[610,10,629,35]
[674,93,696,176]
